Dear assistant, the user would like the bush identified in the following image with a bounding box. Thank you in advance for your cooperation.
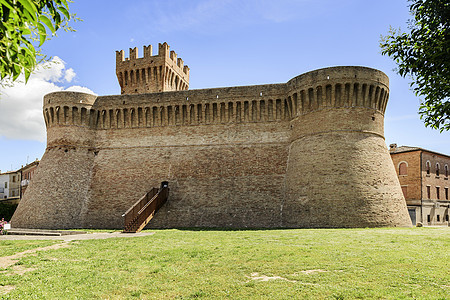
[0,203,18,221]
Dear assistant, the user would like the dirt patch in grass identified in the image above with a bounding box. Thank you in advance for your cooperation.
[248,272,297,283]
[299,269,328,275]
[8,265,36,276]
[0,242,70,269]
[0,285,15,294]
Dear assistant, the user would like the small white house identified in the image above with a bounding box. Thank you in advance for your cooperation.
[0,173,9,199]
[0,171,21,200]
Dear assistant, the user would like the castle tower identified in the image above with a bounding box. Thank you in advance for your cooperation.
[283,67,412,228]
[116,42,190,94]
[11,91,98,229]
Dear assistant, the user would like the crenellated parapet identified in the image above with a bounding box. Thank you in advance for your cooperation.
[286,66,389,117]
[116,42,189,95]
[78,67,387,133]
[44,92,97,127]
[43,67,391,139]
[43,92,97,149]
[286,66,390,140]
[45,67,390,134]
[90,84,287,130]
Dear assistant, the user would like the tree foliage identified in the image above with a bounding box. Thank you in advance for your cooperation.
[0,0,74,83]
[381,0,450,131]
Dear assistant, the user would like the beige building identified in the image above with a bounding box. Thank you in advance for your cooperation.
[390,144,449,226]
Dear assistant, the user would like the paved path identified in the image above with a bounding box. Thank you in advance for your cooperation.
[0,232,155,241]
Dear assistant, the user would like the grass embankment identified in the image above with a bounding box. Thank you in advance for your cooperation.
[0,227,449,299]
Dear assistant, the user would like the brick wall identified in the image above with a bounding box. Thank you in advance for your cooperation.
[390,150,422,204]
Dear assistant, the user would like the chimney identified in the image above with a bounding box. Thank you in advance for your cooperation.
[389,143,397,151]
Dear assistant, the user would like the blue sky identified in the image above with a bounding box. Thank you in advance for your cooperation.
[0,0,449,172]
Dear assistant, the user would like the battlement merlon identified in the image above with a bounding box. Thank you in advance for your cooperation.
[158,42,170,56]
[129,47,138,60]
[115,50,125,64]
[144,45,153,57]
[170,50,177,63]
[183,65,190,76]
[115,43,187,66]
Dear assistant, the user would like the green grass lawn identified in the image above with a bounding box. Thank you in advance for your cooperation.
[0,227,449,299]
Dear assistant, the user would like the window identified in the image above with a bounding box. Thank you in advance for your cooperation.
[445,165,449,177]
[427,186,431,199]
[437,215,440,222]
[399,162,407,175]
[4,182,6,188]
[427,215,431,222]
[436,163,440,176]
[446,214,449,222]
[426,161,431,175]
[12,176,16,182]
[436,187,440,200]
[445,188,448,200]
[11,190,15,197]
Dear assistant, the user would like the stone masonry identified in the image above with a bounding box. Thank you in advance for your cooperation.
[11,43,412,229]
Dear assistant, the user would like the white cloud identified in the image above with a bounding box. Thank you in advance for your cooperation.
[0,57,95,142]
[33,56,66,82]
[64,68,76,82]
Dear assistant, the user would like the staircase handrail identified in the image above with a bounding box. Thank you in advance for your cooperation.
[132,185,169,231]
[122,182,169,233]
[122,187,158,228]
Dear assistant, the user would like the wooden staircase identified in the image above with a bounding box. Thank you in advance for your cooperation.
[122,182,169,233]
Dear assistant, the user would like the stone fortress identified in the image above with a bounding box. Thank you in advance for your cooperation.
[11,42,412,229]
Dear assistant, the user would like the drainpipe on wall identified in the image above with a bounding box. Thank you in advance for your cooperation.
[420,151,423,223]
[19,170,22,201]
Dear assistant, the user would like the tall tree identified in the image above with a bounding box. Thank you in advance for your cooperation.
[0,0,75,83]
[380,0,450,131]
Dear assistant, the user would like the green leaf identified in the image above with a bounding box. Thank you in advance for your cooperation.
[37,22,47,46]
[22,8,38,26]
[39,15,55,33]
[17,0,37,21]
[0,0,15,12]
[58,5,69,19]
[19,45,35,61]
[22,28,32,35]
[24,67,31,82]
[12,63,21,80]
[60,0,69,9]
